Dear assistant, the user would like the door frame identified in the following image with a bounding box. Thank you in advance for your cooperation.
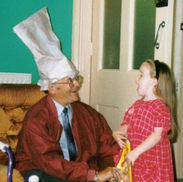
[72,0,93,104]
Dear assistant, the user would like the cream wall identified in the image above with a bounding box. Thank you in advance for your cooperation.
[173,0,183,179]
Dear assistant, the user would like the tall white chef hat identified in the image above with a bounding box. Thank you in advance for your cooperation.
[13,7,79,90]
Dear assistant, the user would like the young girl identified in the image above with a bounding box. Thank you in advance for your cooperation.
[113,59,178,181]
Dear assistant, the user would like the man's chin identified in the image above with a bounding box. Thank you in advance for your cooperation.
[71,95,80,102]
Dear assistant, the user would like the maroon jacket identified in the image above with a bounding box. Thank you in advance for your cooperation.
[15,95,119,181]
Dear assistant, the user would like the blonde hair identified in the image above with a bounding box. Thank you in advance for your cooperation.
[144,59,178,141]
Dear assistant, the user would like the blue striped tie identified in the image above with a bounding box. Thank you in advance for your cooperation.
[62,108,77,161]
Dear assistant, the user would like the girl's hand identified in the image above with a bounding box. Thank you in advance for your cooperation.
[125,127,163,166]
[125,149,139,166]
[112,129,127,148]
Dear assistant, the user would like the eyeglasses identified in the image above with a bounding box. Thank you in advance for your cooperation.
[56,75,83,87]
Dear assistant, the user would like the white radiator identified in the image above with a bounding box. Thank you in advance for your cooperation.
[0,72,32,84]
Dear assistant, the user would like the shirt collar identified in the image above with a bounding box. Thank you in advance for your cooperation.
[51,99,71,117]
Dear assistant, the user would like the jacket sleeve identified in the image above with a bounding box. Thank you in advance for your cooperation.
[96,113,120,170]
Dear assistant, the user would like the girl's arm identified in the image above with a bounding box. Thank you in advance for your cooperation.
[112,125,128,148]
[126,127,163,165]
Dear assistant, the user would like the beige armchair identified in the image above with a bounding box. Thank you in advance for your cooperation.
[0,84,45,182]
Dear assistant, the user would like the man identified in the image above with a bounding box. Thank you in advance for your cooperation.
[13,7,121,182]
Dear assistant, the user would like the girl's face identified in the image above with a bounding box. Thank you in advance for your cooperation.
[135,62,157,100]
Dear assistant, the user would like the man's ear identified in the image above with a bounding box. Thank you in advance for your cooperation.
[48,84,56,94]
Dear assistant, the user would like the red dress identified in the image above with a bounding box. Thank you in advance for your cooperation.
[122,99,174,182]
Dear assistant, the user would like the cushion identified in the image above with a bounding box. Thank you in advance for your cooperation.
[0,164,24,182]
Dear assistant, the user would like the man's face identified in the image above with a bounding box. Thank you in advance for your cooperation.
[49,76,81,106]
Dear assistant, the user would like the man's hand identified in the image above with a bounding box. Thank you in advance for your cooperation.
[95,167,123,182]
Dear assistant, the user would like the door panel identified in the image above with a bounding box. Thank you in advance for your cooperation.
[91,0,139,130]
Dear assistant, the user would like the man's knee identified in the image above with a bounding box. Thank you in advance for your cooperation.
[23,169,65,182]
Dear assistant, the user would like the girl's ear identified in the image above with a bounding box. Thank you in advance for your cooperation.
[152,77,158,86]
